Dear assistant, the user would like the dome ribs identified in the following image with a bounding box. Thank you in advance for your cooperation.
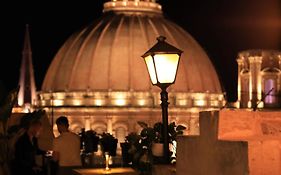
[165,21,202,92]
[54,28,88,91]
[128,15,134,91]
[137,15,154,92]
[42,10,222,101]
[107,15,126,90]
[153,17,182,92]
[68,20,104,90]
[41,34,75,91]
[88,15,119,90]
[161,21,189,92]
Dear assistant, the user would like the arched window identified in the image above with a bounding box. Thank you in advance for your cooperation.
[263,79,277,105]
[115,127,127,143]
[92,122,107,134]
[261,67,280,108]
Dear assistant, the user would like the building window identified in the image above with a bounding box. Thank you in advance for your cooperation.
[263,79,276,104]
[95,127,107,134]
[115,127,126,143]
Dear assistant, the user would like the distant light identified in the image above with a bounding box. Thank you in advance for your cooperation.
[53,99,64,106]
[138,99,146,106]
[95,99,103,106]
[115,99,126,106]
[210,101,219,107]
[194,99,206,106]
[178,99,187,106]
[247,101,252,108]
[72,99,82,106]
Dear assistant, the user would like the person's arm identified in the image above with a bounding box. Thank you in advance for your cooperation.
[33,137,47,155]
[52,139,60,162]
[14,137,33,169]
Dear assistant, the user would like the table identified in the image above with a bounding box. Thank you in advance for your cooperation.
[73,168,137,175]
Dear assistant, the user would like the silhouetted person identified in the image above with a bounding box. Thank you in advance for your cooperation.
[12,119,46,175]
[52,116,81,174]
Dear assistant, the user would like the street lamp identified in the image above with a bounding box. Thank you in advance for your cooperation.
[142,36,183,163]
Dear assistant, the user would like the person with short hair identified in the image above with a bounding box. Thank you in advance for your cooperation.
[13,119,46,175]
[52,116,81,168]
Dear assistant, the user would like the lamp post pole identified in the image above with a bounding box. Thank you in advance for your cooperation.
[160,86,170,164]
[141,35,183,164]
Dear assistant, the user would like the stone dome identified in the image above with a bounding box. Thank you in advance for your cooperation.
[38,0,224,108]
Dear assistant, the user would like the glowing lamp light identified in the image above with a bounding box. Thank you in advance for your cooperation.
[141,36,183,164]
[142,36,182,87]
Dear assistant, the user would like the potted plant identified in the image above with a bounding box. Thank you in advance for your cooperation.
[79,129,100,153]
[137,121,186,162]
[151,122,164,157]
[99,132,118,156]
[121,132,141,166]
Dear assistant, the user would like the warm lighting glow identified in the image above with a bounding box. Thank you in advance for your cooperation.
[74,168,135,174]
[257,76,262,100]
[53,99,63,106]
[210,100,219,107]
[72,99,82,106]
[85,117,91,131]
[154,54,180,84]
[145,54,180,85]
[257,101,264,108]
[115,99,126,106]
[95,99,103,106]
[142,36,182,87]
[144,55,157,84]
[194,99,206,106]
[178,99,187,106]
[138,99,146,106]
[105,152,110,171]
[247,101,252,108]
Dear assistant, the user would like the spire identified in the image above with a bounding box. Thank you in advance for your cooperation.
[18,24,37,109]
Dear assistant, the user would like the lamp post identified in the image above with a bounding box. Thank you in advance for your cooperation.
[142,36,183,164]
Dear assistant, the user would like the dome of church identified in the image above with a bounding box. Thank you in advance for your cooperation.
[38,0,224,108]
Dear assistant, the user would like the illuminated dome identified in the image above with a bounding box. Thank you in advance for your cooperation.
[37,0,224,108]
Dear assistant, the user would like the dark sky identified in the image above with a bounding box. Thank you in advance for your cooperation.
[0,0,280,102]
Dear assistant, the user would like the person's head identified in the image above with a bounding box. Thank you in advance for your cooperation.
[56,116,69,133]
[27,120,42,137]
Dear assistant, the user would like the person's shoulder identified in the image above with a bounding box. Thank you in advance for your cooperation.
[54,134,63,143]
[68,132,80,137]
[15,132,28,147]
[16,132,27,142]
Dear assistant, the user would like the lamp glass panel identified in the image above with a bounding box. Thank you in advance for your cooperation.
[153,54,179,84]
[144,55,157,84]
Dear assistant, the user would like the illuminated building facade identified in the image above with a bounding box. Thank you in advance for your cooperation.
[32,0,224,140]
[237,50,281,109]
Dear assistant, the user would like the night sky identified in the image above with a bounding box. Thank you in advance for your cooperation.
[0,0,280,102]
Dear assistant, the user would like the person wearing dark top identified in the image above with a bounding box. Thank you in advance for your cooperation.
[12,119,46,175]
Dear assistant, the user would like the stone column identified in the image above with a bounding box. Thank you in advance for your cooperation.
[84,116,91,131]
[189,114,199,135]
[248,56,262,108]
[237,58,244,107]
[107,116,113,134]
[127,116,135,133]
